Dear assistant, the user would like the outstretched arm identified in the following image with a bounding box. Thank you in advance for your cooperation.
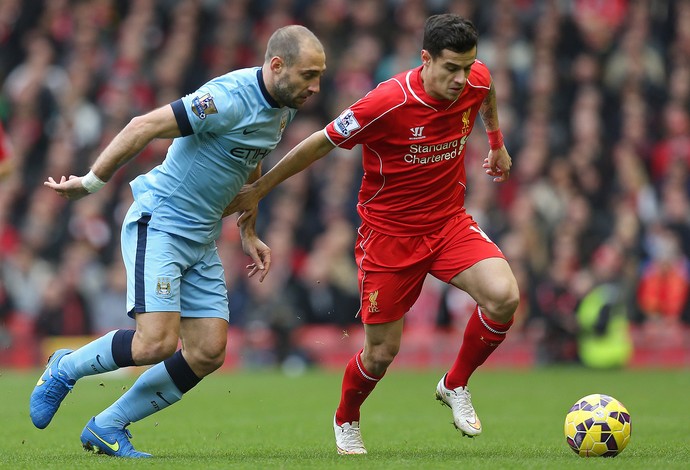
[224,130,336,218]
[255,130,335,199]
[44,105,182,199]
[224,131,335,278]
[478,81,512,182]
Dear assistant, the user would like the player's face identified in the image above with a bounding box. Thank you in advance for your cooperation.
[273,48,326,109]
[422,47,477,101]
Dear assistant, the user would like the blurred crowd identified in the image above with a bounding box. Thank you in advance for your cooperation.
[0,0,688,367]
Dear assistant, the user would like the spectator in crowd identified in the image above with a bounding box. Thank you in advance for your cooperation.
[637,224,690,325]
[0,121,13,180]
[576,241,633,369]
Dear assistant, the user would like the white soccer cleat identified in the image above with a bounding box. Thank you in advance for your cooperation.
[334,415,367,454]
[435,374,482,437]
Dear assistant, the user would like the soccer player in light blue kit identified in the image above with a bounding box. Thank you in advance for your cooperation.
[34,25,326,458]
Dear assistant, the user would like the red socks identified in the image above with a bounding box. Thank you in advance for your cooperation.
[335,350,384,425]
[445,306,513,389]
[335,307,512,423]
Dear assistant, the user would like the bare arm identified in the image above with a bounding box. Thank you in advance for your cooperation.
[224,130,336,217]
[227,161,262,223]
[91,105,181,180]
[223,132,335,280]
[254,130,336,199]
[221,162,263,219]
[478,81,512,182]
[44,105,182,199]
[247,162,263,185]
[478,81,500,132]
[237,203,272,282]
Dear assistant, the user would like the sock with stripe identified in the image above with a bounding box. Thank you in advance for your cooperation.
[59,329,136,380]
[94,350,201,428]
[445,306,513,389]
[335,349,384,425]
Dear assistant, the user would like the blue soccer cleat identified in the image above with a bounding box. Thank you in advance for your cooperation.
[30,349,75,429]
[81,417,152,458]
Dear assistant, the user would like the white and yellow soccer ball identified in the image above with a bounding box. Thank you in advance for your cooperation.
[564,393,632,457]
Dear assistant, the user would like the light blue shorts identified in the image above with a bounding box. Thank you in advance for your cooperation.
[121,204,229,321]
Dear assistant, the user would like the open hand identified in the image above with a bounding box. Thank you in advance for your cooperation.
[44,175,90,200]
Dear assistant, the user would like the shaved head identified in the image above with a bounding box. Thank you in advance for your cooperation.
[262,25,326,108]
[265,25,324,67]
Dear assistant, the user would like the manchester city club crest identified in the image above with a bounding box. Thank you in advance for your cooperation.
[155,277,173,298]
[278,112,289,138]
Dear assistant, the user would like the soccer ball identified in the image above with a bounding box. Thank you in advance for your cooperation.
[564,393,631,457]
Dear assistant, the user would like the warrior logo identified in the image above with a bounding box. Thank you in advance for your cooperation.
[410,126,425,140]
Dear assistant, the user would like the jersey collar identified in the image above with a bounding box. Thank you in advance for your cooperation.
[411,66,460,110]
[257,68,281,108]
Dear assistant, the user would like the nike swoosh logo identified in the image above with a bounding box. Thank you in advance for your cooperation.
[242,128,259,135]
[95,355,106,370]
[36,355,59,386]
[156,392,172,406]
[466,417,482,430]
[87,426,120,452]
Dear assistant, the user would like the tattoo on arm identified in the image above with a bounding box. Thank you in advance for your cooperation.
[479,82,499,131]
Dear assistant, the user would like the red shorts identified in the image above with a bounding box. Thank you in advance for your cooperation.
[355,212,505,324]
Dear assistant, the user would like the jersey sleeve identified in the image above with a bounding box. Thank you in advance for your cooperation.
[469,60,492,90]
[324,79,407,150]
[173,78,243,137]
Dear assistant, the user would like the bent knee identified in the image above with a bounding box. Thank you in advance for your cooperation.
[484,280,520,322]
[363,344,399,372]
[133,333,179,364]
[184,344,226,376]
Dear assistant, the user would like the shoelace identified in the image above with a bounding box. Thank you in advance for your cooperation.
[450,388,475,416]
[44,374,73,403]
[338,424,364,448]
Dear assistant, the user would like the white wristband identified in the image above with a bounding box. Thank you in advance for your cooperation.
[81,170,106,193]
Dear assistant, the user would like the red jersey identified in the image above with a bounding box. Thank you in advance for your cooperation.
[324,61,492,236]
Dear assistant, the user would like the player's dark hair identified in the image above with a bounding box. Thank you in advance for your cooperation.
[423,14,478,57]
[265,25,320,67]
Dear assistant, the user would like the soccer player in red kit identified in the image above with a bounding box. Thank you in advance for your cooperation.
[226,14,519,454]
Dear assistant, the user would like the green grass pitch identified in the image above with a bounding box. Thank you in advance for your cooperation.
[1,366,688,469]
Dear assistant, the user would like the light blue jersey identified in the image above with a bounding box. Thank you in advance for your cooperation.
[129,67,296,244]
